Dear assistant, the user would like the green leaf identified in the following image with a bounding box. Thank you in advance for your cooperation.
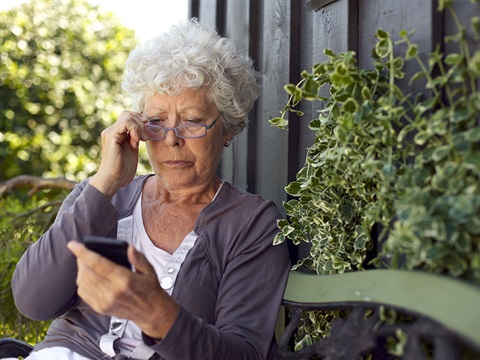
[444,53,463,65]
[361,86,372,100]
[324,49,336,57]
[414,131,430,145]
[438,0,454,11]
[465,217,480,235]
[344,99,358,113]
[354,234,367,250]
[269,117,289,129]
[376,28,389,39]
[444,252,468,276]
[304,78,319,97]
[464,127,480,142]
[393,57,404,71]
[309,119,322,131]
[450,107,469,123]
[405,44,418,60]
[284,84,299,95]
[409,71,425,85]
[301,70,311,79]
[285,181,302,196]
[277,219,290,229]
[432,145,451,162]
[468,51,480,76]
[290,109,305,116]
[273,233,285,245]
[375,39,391,59]
[471,16,480,39]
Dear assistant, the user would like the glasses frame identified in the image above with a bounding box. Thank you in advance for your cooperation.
[145,112,223,140]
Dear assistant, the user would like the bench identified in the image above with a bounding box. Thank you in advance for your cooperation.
[2,269,480,359]
[278,269,480,359]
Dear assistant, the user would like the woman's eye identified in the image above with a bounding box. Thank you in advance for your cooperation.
[148,118,164,125]
[184,118,201,124]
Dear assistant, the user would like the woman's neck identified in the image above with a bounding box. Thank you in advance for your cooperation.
[144,175,221,205]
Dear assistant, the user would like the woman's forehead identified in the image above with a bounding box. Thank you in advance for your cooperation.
[144,88,215,115]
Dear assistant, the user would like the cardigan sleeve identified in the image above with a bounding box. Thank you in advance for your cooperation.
[12,180,120,320]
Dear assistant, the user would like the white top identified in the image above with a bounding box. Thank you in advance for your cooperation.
[117,195,199,355]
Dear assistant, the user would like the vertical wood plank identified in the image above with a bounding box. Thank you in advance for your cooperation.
[193,0,479,203]
[198,0,221,30]
[358,0,435,95]
[445,0,480,78]
[246,0,261,193]
[188,0,199,19]
[296,1,315,170]
[254,0,293,210]
[445,0,480,53]
[298,0,357,169]
[294,0,358,261]
[287,0,301,185]
[220,0,251,190]
[311,0,353,63]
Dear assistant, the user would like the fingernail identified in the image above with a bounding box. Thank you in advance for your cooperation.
[67,240,81,251]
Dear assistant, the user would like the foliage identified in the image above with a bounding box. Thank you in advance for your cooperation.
[272,46,402,275]
[271,0,480,351]
[0,0,138,182]
[271,0,480,284]
[382,27,480,283]
[0,192,69,343]
[0,0,147,344]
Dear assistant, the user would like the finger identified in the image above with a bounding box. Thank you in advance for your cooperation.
[120,111,148,142]
[103,111,146,146]
[127,129,141,149]
[67,240,88,257]
[128,246,156,276]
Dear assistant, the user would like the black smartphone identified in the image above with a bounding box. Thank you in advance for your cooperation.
[84,236,131,269]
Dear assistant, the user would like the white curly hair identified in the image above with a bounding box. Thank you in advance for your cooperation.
[122,19,261,136]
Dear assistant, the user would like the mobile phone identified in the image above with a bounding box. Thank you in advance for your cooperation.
[84,236,131,269]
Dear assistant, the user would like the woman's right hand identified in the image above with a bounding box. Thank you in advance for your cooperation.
[89,111,147,199]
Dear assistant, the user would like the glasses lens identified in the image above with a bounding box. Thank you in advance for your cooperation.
[177,124,206,138]
[146,125,166,140]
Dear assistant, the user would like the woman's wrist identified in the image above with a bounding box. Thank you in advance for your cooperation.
[140,300,179,341]
[89,174,118,200]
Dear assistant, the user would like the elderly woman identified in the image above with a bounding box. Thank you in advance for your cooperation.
[12,19,290,360]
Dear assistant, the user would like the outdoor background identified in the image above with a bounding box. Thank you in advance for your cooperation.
[0,0,188,342]
[1,0,479,352]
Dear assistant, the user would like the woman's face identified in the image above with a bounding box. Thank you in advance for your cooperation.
[143,88,231,191]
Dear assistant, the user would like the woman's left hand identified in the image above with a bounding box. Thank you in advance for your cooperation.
[67,241,178,339]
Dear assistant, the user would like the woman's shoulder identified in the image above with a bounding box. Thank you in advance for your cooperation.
[111,174,152,216]
[218,181,272,205]
[201,181,281,225]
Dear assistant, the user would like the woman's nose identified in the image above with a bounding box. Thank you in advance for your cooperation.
[163,127,183,146]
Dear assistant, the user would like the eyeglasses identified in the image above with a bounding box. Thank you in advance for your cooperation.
[145,113,222,140]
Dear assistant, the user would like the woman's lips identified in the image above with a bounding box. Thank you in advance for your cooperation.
[164,160,191,166]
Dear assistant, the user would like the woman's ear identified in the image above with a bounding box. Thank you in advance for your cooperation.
[224,133,234,147]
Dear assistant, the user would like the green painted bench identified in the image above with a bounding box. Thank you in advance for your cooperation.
[278,269,480,359]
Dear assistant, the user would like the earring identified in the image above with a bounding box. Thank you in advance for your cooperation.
[224,139,231,147]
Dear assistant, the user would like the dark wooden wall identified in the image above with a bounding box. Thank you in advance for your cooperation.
[188,0,480,215]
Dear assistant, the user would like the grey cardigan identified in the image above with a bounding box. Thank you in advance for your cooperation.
[12,175,291,359]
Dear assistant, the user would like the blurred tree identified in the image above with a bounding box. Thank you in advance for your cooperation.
[0,0,141,343]
[0,0,138,181]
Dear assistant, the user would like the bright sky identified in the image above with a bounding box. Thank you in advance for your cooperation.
[0,0,189,42]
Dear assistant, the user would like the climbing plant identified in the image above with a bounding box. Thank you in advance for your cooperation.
[271,0,480,351]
